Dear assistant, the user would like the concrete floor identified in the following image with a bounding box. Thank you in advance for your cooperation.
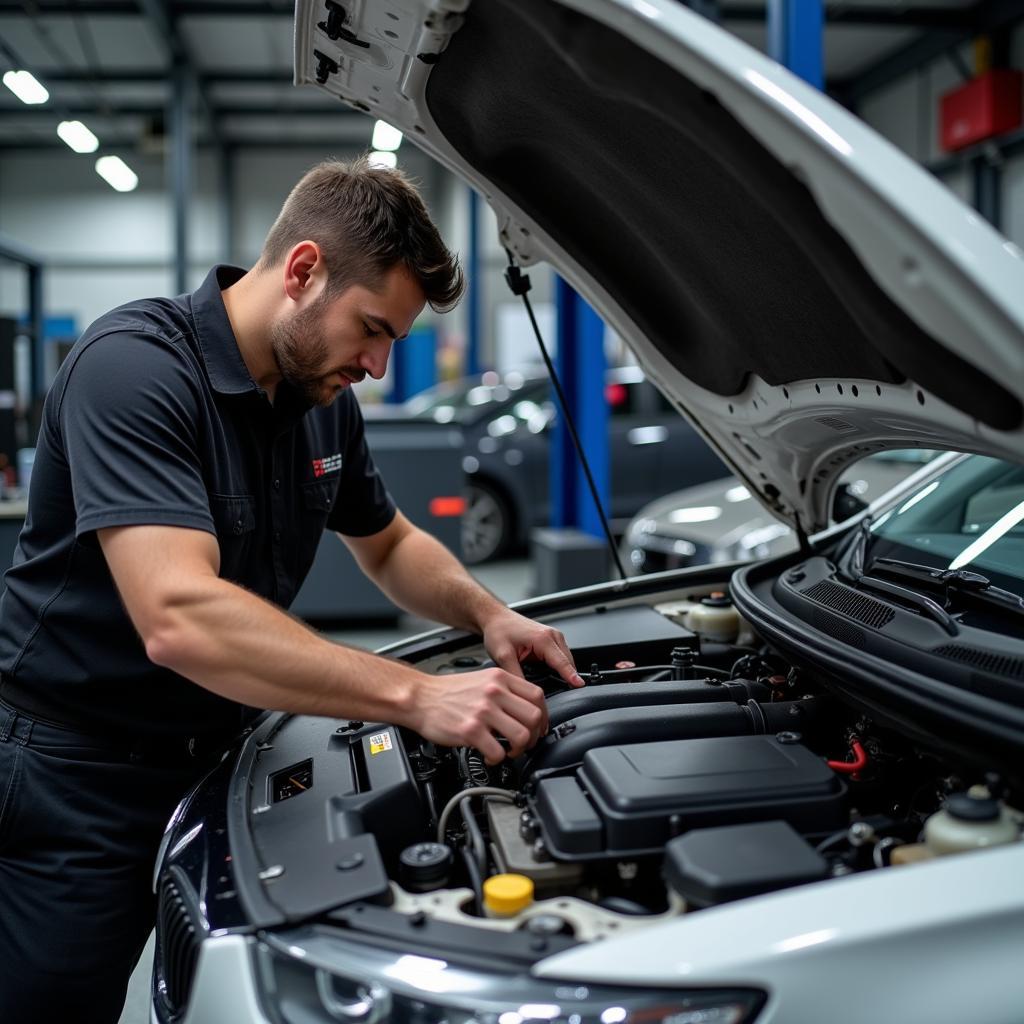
[118,557,532,1024]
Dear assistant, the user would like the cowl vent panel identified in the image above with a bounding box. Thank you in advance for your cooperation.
[801,578,895,629]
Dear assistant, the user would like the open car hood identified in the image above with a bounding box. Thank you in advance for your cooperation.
[294,0,1024,533]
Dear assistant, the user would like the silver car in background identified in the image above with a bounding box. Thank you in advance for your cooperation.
[622,450,938,574]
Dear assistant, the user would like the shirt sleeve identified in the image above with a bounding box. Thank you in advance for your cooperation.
[57,331,215,538]
[327,393,396,537]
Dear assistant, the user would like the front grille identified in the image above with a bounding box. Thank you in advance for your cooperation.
[801,579,895,629]
[157,876,200,1014]
[935,644,1024,680]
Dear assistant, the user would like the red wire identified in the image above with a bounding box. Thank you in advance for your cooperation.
[828,740,868,774]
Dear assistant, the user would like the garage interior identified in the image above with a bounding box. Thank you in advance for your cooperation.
[1,1,1023,1021]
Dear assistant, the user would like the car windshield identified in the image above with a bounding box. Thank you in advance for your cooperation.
[866,455,1024,599]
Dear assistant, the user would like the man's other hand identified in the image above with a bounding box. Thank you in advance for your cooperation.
[412,669,549,764]
[481,609,586,692]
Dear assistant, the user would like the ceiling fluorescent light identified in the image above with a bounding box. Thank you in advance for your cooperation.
[57,120,99,153]
[368,150,397,169]
[95,155,138,192]
[2,69,49,105]
[371,120,403,151]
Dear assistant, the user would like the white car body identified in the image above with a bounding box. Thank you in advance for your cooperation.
[151,2,1024,1021]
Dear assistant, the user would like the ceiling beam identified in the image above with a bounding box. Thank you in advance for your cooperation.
[41,69,293,83]
[0,102,359,117]
[832,0,1024,106]
[0,0,982,23]
[0,1,293,14]
[0,137,374,151]
[134,0,219,130]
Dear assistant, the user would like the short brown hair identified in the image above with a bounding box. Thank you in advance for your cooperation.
[258,156,464,313]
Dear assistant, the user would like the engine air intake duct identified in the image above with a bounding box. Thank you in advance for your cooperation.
[545,678,771,729]
[528,698,815,773]
[531,734,846,859]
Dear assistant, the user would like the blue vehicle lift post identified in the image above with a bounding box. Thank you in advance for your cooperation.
[389,326,438,403]
[767,0,824,89]
[532,277,611,591]
[550,276,609,536]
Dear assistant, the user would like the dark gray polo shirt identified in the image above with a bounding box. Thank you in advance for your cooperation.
[0,265,395,738]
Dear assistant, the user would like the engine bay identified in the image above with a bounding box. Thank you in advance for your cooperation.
[242,589,1024,951]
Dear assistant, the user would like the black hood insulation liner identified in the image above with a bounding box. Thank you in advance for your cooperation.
[426,0,1021,430]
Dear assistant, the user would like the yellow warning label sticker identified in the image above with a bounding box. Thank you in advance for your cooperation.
[368,732,393,756]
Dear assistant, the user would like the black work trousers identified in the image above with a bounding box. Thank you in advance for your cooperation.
[0,701,222,1024]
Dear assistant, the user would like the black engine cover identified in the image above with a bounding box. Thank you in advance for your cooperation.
[532,734,846,858]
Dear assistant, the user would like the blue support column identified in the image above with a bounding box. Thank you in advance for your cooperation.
[767,0,824,89]
[389,326,437,403]
[550,277,608,537]
[465,188,482,376]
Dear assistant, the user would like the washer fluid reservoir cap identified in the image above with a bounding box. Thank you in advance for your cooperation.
[484,873,534,916]
[946,792,1000,822]
[701,592,732,607]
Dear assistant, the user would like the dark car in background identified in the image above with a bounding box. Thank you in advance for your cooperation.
[380,367,726,562]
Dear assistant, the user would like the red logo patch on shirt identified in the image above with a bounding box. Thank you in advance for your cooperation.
[312,453,343,478]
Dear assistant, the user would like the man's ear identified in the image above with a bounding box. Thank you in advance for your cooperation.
[282,241,326,303]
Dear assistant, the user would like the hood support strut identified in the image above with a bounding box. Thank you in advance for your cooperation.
[504,251,628,581]
[794,512,811,557]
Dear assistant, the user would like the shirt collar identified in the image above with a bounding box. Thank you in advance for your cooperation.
[190,264,260,396]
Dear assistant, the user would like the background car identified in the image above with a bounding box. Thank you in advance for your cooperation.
[622,449,939,575]
[376,367,727,563]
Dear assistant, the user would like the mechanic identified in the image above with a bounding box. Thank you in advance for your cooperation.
[0,157,585,1023]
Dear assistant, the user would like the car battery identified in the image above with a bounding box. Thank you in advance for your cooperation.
[546,604,699,673]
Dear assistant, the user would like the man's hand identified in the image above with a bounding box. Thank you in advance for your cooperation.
[480,608,586,691]
[410,669,549,764]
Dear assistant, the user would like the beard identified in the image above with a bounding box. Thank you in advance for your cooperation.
[269,302,362,407]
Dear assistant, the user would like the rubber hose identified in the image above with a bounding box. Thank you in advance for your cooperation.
[546,679,753,729]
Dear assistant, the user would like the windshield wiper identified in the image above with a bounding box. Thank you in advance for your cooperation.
[838,533,959,634]
[856,573,959,635]
[868,557,1024,619]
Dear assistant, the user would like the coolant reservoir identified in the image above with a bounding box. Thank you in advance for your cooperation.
[923,791,1020,856]
[483,873,534,918]
[654,599,700,629]
[687,593,740,643]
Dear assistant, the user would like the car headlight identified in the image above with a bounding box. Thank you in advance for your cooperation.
[256,929,764,1024]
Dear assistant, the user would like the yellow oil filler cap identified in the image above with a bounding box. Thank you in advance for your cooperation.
[483,873,534,916]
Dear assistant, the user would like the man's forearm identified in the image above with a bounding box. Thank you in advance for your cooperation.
[146,574,421,723]
[101,523,555,762]
[354,526,507,635]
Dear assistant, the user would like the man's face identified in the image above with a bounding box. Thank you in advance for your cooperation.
[271,263,426,407]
